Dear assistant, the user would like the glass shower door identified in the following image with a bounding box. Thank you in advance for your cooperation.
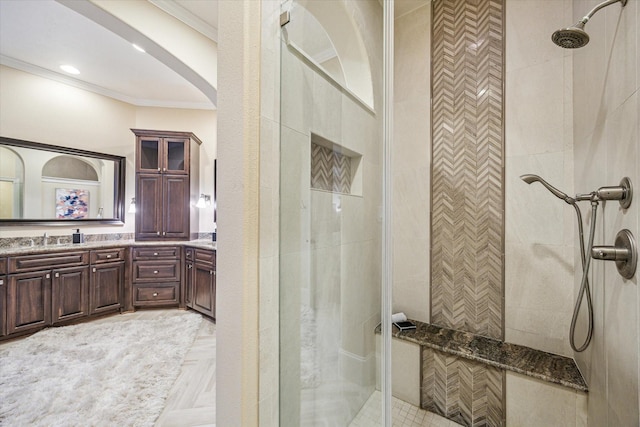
[278,1,384,425]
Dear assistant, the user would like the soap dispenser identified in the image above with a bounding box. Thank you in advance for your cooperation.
[72,229,84,244]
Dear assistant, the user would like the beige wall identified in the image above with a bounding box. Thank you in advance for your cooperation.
[0,66,217,237]
[392,3,431,324]
[571,0,639,425]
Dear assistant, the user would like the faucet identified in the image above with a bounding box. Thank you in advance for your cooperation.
[43,232,49,246]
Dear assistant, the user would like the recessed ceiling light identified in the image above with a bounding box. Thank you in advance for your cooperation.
[132,44,146,53]
[60,64,80,75]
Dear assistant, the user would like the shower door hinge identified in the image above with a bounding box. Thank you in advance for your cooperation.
[280,10,290,27]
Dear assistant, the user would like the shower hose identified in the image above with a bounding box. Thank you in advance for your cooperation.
[570,200,597,352]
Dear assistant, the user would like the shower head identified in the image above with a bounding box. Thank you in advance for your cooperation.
[552,24,589,49]
[552,0,627,49]
[520,174,576,204]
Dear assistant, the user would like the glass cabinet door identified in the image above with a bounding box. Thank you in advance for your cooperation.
[164,138,189,174]
[137,137,161,172]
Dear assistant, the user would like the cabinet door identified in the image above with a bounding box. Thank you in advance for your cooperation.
[163,138,189,174]
[136,174,163,240]
[193,262,215,318]
[185,261,194,308]
[7,271,51,334]
[137,136,162,173]
[52,266,89,324]
[163,175,190,239]
[0,276,6,336]
[90,261,124,315]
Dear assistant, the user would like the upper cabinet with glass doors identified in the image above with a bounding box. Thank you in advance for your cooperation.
[134,129,193,175]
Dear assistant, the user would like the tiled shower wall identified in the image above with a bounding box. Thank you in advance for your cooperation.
[427,0,505,424]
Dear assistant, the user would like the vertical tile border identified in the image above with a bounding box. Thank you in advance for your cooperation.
[428,0,506,425]
[430,0,505,343]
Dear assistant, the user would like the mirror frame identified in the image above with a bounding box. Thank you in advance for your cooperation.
[0,136,126,226]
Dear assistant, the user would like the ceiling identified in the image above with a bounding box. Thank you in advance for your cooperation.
[0,0,218,110]
[0,0,427,111]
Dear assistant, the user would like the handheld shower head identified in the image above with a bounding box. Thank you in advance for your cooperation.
[520,174,576,204]
[552,0,627,49]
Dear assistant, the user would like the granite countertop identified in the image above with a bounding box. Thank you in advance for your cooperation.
[0,239,216,256]
[377,319,588,392]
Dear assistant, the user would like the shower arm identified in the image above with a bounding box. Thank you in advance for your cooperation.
[578,0,627,26]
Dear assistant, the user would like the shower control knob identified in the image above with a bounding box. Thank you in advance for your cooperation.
[591,229,637,279]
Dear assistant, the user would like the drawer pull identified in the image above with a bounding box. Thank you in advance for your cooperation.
[153,270,159,274]
[93,268,97,273]
[0,279,3,285]
[157,232,160,236]
[153,252,158,256]
[106,255,112,259]
[210,270,213,275]
[46,273,50,279]
[55,273,60,278]
[153,292,158,297]
[188,265,192,269]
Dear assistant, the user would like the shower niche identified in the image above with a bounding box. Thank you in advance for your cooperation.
[310,133,362,196]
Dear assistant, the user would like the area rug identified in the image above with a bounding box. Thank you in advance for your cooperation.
[0,310,202,427]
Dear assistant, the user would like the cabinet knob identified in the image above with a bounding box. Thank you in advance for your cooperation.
[106,254,112,259]
[210,270,213,275]
[153,292,158,297]
[213,271,216,276]
[93,268,97,273]
[153,252,158,256]
[55,273,59,278]
[46,273,50,279]
[0,279,3,285]
[157,232,160,236]
[153,270,159,274]
[163,232,166,236]
[188,265,192,269]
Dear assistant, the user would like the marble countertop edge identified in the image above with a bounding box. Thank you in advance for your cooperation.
[0,239,216,256]
[377,319,588,392]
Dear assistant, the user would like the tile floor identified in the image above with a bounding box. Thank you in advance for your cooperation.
[349,391,462,427]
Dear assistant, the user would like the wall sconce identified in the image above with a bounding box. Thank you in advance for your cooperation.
[128,197,136,213]
[195,194,212,208]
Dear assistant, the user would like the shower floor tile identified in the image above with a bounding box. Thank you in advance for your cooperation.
[349,391,462,427]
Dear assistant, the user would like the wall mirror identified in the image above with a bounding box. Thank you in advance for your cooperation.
[0,136,126,225]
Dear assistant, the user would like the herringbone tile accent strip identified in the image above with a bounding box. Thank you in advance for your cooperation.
[431,0,505,340]
[310,143,352,194]
[421,348,505,426]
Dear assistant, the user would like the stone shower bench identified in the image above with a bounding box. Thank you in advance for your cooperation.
[376,319,588,392]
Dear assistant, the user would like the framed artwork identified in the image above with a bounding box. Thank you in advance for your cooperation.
[56,188,89,219]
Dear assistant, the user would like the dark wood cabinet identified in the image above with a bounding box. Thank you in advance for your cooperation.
[132,129,201,241]
[90,248,125,315]
[131,246,181,307]
[7,270,51,335]
[51,265,89,324]
[6,251,90,335]
[185,247,215,319]
[0,257,6,336]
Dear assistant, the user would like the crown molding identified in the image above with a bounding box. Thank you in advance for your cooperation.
[149,0,218,42]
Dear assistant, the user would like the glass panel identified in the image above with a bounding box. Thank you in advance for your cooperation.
[279,1,383,425]
[166,141,186,171]
[140,139,159,170]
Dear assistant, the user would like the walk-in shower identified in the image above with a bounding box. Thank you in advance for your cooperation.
[521,174,634,352]
[552,0,628,48]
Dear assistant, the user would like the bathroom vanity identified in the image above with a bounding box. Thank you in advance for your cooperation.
[0,240,216,341]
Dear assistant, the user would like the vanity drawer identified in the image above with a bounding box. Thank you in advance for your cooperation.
[90,248,125,264]
[132,246,180,260]
[132,260,180,282]
[194,249,215,266]
[8,251,88,273]
[133,283,179,306]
